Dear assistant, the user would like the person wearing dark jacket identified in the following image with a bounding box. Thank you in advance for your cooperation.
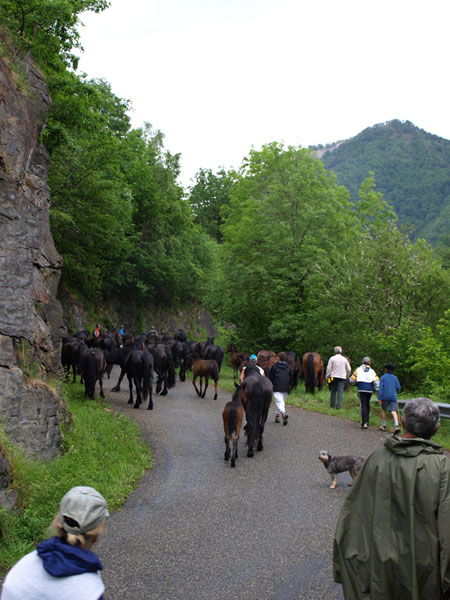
[269,352,290,425]
[333,397,450,600]
[1,486,109,600]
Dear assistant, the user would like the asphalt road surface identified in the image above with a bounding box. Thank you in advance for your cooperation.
[97,368,387,600]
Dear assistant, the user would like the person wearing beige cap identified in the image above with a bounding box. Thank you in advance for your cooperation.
[1,486,109,600]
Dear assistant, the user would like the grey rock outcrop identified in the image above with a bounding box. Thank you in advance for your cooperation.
[0,50,67,465]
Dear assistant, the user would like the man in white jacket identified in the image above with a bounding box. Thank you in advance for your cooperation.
[326,346,351,409]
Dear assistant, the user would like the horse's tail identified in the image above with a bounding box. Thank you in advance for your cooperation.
[166,351,176,389]
[246,381,264,448]
[84,351,97,399]
[211,360,219,382]
[307,353,315,392]
[225,404,238,436]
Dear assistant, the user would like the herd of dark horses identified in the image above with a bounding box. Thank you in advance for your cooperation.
[61,327,328,468]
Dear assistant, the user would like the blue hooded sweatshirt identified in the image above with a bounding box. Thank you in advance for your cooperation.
[1,537,105,600]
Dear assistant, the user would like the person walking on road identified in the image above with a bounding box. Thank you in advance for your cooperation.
[378,362,401,433]
[349,356,379,429]
[269,352,290,425]
[239,354,264,383]
[1,486,109,600]
[333,397,450,600]
[326,346,351,409]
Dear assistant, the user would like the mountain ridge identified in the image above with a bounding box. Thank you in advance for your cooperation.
[314,119,450,244]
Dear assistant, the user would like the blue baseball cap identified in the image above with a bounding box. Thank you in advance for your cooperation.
[250,354,257,361]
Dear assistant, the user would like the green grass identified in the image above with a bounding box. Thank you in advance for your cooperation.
[0,382,151,573]
[218,363,450,450]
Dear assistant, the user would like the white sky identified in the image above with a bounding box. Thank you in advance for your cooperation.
[77,0,450,188]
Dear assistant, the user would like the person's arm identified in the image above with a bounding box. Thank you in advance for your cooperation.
[378,377,384,401]
[239,367,245,383]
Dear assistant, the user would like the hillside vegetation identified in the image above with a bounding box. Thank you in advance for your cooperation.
[1,2,450,402]
[317,120,450,245]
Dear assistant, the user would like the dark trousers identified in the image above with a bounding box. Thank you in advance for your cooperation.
[358,391,372,425]
[330,378,346,409]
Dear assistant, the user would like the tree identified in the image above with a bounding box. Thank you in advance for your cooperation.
[188,168,232,242]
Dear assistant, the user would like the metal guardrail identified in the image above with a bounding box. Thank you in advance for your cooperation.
[397,399,450,419]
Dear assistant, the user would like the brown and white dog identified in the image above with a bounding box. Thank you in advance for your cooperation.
[318,450,365,489]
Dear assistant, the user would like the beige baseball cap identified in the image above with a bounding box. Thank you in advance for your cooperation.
[60,486,109,535]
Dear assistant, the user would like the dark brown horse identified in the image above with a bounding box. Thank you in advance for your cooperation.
[302,352,324,394]
[237,372,273,457]
[285,350,301,389]
[149,344,176,395]
[192,358,219,400]
[222,386,245,467]
[225,343,249,380]
[79,348,106,399]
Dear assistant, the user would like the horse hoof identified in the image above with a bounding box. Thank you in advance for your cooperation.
[247,450,254,458]
[257,444,263,452]
[133,404,140,409]
[147,405,153,410]
[161,390,168,396]
[128,400,133,404]
[231,461,236,468]
[111,387,120,392]
[214,394,217,400]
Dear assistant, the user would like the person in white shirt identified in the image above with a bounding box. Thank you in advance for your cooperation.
[326,346,351,409]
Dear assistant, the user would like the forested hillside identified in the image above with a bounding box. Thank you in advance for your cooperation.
[317,120,450,245]
[2,1,450,400]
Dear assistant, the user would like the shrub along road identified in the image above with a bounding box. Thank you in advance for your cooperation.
[97,368,385,599]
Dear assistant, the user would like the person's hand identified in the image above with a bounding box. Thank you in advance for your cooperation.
[378,400,382,405]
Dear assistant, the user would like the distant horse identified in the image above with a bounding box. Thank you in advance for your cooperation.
[225,344,249,380]
[222,386,245,467]
[285,351,301,389]
[258,352,279,376]
[192,358,219,400]
[174,328,187,342]
[125,350,154,409]
[79,348,106,399]
[237,372,273,457]
[170,340,189,381]
[302,352,324,394]
[204,344,225,372]
[61,339,87,383]
[149,344,176,395]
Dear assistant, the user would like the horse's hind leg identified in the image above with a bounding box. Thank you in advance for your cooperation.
[202,376,208,398]
[134,377,142,409]
[213,380,218,400]
[99,374,105,398]
[160,373,168,396]
[224,436,230,462]
[112,368,126,392]
[127,374,133,404]
[231,435,239,467]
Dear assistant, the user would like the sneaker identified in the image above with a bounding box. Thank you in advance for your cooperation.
[275,414,281,423]
[362,423,368,429]
[282,413,289,426]
[379,425,387,431]
[393,426,401,434]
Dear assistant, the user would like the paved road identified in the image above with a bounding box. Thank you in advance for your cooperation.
[97,368,386,599]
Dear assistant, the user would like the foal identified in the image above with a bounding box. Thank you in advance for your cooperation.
[192,357,219,400]
[222,386,245,467]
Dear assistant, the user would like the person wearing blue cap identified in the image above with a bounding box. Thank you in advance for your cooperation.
[239,353,264,382]
[1,486,109,600]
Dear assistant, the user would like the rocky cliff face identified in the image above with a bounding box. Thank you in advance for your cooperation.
[0,51,67,462]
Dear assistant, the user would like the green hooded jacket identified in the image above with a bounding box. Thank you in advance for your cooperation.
[333,434,450,599]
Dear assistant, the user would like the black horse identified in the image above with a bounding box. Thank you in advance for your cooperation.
[237,371,273,457]
[204,344,225,372]
[79,348,106,399]
[149,344,176,395]
[170,340,189,381]
[125,350,154,409]
[61,338,88,383]
[173,328,187,342]
[285,350,301,389]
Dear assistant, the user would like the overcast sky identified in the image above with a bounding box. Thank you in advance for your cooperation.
[77,0,450,187]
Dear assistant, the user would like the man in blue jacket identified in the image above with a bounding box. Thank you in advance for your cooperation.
[378,362,401,433]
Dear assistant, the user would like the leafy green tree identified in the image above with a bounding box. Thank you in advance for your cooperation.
[219,142,352,349]
[0,0,109,73]
[188,168,233,242]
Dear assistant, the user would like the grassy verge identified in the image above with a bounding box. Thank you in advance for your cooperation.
[217,364,450,450]
[0,382,151,573]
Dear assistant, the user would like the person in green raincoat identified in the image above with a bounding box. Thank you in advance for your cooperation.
[333,397,450,600]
